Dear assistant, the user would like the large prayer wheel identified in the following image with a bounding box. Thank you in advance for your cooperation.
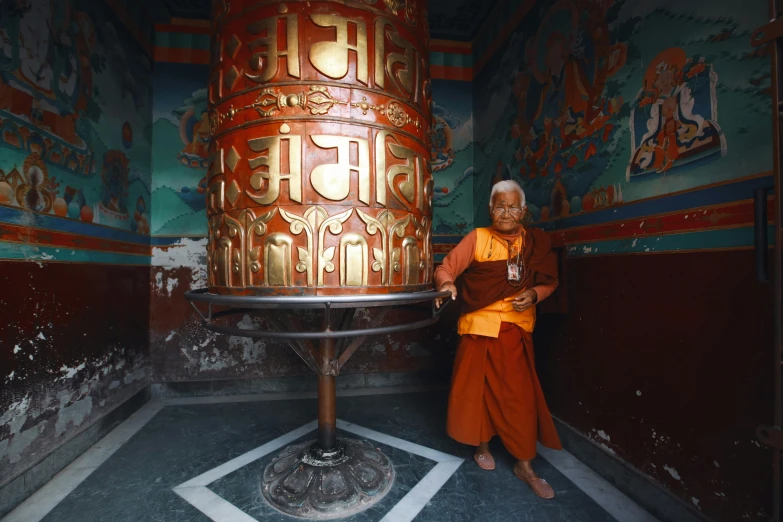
[206,0,433,296]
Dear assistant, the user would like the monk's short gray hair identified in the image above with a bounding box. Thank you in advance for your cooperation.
[489,180,526,208]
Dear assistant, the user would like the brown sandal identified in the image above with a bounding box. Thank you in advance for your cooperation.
[473,452,496,470]
[514,466,555,499]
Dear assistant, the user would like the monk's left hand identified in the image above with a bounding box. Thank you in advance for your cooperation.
[512,289,538,312]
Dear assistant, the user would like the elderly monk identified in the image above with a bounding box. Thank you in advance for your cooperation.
[434,180,562,499]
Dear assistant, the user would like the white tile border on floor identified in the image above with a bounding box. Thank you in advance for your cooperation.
[173,418,464,522]
[537,444,660,522]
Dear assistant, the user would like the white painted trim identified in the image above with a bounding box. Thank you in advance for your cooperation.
[537,443,659,522]
[378,460,463,522]
[172,487,257,522]
[1,402,164,522]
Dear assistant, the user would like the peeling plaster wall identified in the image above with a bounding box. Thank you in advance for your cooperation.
[0,262,150,487]
[150,239,460,383]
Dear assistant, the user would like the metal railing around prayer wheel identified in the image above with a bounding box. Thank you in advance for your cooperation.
[185,0,448,518]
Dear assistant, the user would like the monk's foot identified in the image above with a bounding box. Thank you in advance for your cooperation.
[473,451,495,471]
[513,463,554,499]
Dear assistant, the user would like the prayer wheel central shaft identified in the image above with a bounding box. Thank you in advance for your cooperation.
[317,337,337,451]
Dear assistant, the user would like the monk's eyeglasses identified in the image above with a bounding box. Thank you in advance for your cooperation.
[491,207,523,216]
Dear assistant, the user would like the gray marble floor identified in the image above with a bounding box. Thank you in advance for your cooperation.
[3,390,657,522]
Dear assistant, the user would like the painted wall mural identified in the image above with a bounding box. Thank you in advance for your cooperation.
[429,79,474,235]
[473,0,771,227]
[150,62,210,236]
[627,48,726,180]
[0,0,152,235]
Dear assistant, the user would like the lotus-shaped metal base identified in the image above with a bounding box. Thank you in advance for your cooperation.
[261,438,394,519]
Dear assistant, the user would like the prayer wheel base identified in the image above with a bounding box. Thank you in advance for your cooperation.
[261,438,394,519]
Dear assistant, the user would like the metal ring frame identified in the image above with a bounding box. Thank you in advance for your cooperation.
[184,288,453,340]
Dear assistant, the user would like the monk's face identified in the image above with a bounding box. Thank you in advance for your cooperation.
[490,191,525,235]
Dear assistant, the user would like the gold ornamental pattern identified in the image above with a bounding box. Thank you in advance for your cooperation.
[208,85,424,142]
[207,205,433,292]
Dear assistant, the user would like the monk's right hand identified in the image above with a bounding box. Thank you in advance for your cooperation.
[435,282,457,309]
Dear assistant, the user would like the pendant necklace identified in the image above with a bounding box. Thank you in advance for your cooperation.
[506,237,525,286]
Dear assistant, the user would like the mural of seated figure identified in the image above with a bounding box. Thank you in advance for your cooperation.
[627,47,727,181]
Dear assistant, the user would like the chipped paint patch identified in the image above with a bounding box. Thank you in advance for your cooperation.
[2,345,149,484]
[152,238,208,289]
[58,362,87,381]
[55,396,93,437]
[166,277,179,296]
[596,442,616,455]
[123,368,148,385]
[663,465,681,480]
[151,238,208,268]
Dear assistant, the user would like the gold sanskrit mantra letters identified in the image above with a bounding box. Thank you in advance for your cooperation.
[309,14,369,84]
[310,135,371,203]
[374,130,425,210]
[247,135,303,204]
[246,15,300,83]
[374,19,418,98]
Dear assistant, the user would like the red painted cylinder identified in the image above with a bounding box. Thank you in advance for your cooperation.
[206,0,433,296]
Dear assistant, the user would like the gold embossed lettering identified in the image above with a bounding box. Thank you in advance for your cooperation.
[207,180,225,214]
[374,19,418,97]
[375,131,422,209]
[246,15,300,83]
[310,135,370,203]
[387,142,422,207]
[309,14,368,84]
[247,135,303,204]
